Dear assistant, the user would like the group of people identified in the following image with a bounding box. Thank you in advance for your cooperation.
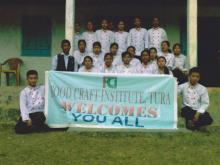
[14,17,213,134]
[52,17,188,84]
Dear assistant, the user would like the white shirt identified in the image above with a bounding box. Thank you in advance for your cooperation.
[178,82,209,113]
[154,67,173,75]
[73,32,82,50]
[130,58,141,67]
[148,60,158,74]
[148,27,168,52]
[112,54,123,67]
[128,28,148,56]
[99,64,116,73]
[78,66,98,73]
[89,52,104,68]
[20,86,45,121]
[136,63,155,74]
[158,52,175,70]
[73,50,88,66]
[116,64,137,74]
[95,29,114,53]
[173,54,187,71]
[82,31,97,53]
[51,52,73,70]
[114,31,129,53]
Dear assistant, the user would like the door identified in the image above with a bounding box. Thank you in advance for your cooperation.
[198,18,220,87]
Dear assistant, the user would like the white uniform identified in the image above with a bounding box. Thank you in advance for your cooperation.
[148,60,158,74]
[114,31,129,54]
[173,54,187,71]
[136,63,155,74]
[178,82,209,114]
[82,31,97,53]
[127,28,148,56]
[89,52,104,68]
[116,64,137,74]
[130,58,141,67]
[112,54,123,67]
[20,86,45,121]
[148,27,168,52]
[158,52,175,70]
[95,29,114,53]
[73,50,88,66]
[99,64,116,73]
[154,67,173,75]
[73,32,82,51]
[78,66,98,73]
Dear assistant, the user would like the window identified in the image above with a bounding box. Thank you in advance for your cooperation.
[21,16,52,56]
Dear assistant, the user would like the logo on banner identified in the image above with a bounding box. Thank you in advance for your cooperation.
[103,76,117,89]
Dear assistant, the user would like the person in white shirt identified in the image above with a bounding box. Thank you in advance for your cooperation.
[99,53,116,73]
[158,40,175,70]
[82,21,97,53]
[89,42,104,68]
[149,47,158,74]
[114,20,129,54]
[73,40,88,68]
[172,43,188,84]
[128,17,148,56]
[52,39,77,71]
[15,70,49,134]
[127,46,141,66]
[78,56,98,72]
[73,22,82,51]
[148,17,168,52]
[110,43,122,67]
[173,43,187,71]
[155,56,172,75]
[116,51,137,74]
[137,50,154,74]
[178,67,213,131]
[96,19,114,53]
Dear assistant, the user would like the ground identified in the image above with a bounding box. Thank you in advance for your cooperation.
[0,88,220,165]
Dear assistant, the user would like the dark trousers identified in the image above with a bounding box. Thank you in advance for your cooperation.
[15,112,49,134]
[181,106,213,129]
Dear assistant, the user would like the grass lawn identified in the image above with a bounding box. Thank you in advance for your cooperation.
[1,125,220,165]
[0,88,220,165]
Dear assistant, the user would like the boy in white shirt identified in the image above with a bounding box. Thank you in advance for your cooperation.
[128,17,148,56]
[15,70,49,134]
[114,20,129,54]
[82,21,97,53]
[178,67,213,131]
[96,19,114,53]
[148,17,168,52]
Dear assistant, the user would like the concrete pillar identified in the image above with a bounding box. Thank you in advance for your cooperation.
[187,0,198,68]
[65,0,75,54]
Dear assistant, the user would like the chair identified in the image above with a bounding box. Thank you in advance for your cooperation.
[1,58,23,86]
